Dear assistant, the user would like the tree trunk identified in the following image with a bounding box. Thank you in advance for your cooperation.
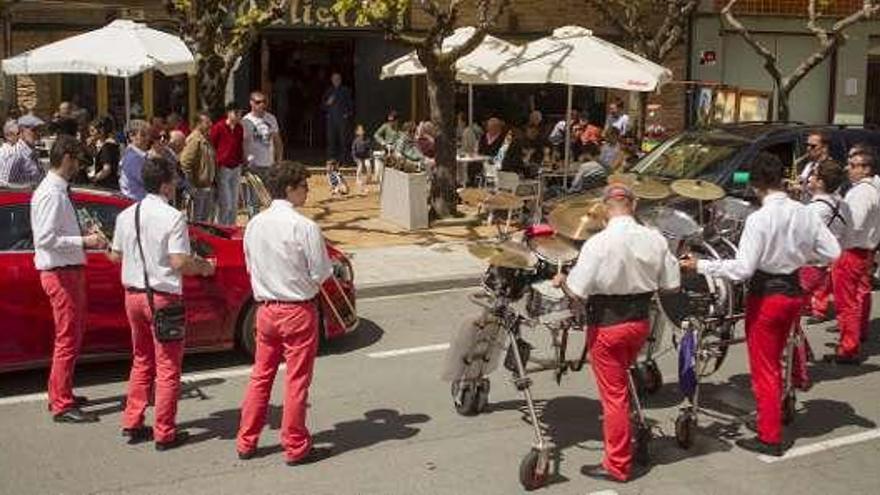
[425,65,458,219]
[776,88,791,122]
[635,92,648,144]
[198,57,229,117]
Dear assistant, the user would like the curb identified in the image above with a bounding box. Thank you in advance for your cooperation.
[356,274,483,300]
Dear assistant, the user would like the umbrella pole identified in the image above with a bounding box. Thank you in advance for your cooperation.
[124,76,131,128]
[468,84,474,127]
[563,84,572,195]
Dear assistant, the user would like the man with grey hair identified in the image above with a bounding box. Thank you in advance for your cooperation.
[0,117,45,185]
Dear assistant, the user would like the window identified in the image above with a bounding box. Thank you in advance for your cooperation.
[75,202,123,243]
[633,131,751,181]
[0,205,34,251]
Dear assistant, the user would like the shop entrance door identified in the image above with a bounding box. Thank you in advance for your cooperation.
[267,37,355,161]
[866,57,880,126]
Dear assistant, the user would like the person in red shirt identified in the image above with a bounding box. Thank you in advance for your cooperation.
[210,103,243,225]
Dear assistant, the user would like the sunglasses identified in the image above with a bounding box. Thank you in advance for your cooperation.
[806,143,820,149]
[252,99,266,105]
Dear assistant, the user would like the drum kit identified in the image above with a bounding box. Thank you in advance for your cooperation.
[446,172,768,489]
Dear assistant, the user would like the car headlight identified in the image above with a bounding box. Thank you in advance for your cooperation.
[331,257,353,283]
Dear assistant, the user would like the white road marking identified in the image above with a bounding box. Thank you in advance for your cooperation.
[361,286,476,302]
[0,391,47,406]
[587,490,619,495]
[366,343,450,359]
[758,428,880,463]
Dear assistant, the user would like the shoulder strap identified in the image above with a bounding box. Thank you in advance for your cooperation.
[134,202,156,313]
[811,197,846,227]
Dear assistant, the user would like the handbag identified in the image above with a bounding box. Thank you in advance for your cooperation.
[135,202,186,342]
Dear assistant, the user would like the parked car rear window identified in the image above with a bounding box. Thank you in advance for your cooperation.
[633,131,751,180]
[0,205,33,251]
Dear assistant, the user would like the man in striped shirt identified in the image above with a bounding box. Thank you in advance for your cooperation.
[0,119,45,185]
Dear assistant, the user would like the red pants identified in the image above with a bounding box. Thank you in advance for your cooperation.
[800,266,831,319]
[237,302,319,462]
[832,249,873,358]
[745,294,801,445]
[40,268,87,414]
[122,292,185,443]
[587,319,649,482]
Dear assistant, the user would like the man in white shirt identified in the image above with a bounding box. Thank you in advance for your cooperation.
[829,150,880,364]
[604,99,630,137]
[793,131,833,202]
[554,184,680,482]
[682,153,840,456]
[243,91,282,186]
[236,161,333,466]
[109,157,214,450]
[31,135,107,423]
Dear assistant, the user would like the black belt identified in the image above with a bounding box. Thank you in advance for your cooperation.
[586,292,653,327]
[747,270,802,297]
[125,287,178,297]
[42,265,84,272]
[258,298,316,306]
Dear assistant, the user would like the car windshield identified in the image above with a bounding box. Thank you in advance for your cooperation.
[632,131,751,180]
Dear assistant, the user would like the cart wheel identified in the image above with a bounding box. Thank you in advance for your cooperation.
[518,449,549,491]
[782,393,796,426]
[644,360,663,395]
[453,382,479,416]
[634,425,652,466]
[675,412,695,449]
[475,378,491,414]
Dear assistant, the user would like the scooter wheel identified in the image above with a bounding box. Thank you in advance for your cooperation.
[644,360,663,395]
[453,382,480,416]
[475,378,490,414]
[782,393,796,426]
[519,448,549,491]
[634,425,652,466]
[675,412,695,450]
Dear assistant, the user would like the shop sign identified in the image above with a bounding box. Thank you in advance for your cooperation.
[289,0,363,28]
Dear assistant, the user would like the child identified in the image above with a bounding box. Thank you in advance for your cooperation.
[326,159,349,196]
[351,124,373,194]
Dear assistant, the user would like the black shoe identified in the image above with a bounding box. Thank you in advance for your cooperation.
[53,407,99,423]
[122,426,153,445]
[285,446,333,466]
[822,353,861,365]
[580,464,626,483]
[238,449,256,461]
[735,437,782,457]
[155,431,190,451]
[47,395,89,412]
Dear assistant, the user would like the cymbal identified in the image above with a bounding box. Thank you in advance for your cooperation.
[458,188,491,206]
[483,191,524,210]
[548,200,608,240]
[631,178,672,200]
[467,241,537,270]
[671,179,725,201]
[607,173,637,187]
[530,235,579,263]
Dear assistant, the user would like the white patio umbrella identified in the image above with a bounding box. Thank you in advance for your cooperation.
[380,26,522,125]
[495,26,673,185]
[2,19,196,125]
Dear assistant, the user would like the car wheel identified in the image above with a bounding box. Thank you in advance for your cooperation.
[237,302,257,359]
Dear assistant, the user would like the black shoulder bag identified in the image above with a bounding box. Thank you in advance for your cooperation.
[135,202,186,342]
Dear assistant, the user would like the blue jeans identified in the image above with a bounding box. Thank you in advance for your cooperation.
[217,166,241,225]
[191,187,215,223]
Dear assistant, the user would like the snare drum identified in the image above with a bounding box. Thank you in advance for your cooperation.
[640,206,703,255]
[525,280,570,321]
[658,242,733,328]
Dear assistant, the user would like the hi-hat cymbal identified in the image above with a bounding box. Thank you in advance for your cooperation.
[631,178,672,200]
[467,241,537,270]
[458,188,491,206]
[483,191,524,210]
[607,173,637,186]
[671,179,726,201]
[547,200,608,240]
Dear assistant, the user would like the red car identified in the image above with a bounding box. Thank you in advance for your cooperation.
[0,186,358,373]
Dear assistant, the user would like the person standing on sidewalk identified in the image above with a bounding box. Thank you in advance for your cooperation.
[236,161,333,466]
[681,153,840,457]
[322,73,353,165]
[31,134,108,423]
[109,157,215,449]
[119,123,152,201]
[210,104,244,225]
[554,183,680,483]
[828,150,880,364]
[180,111,217,222]
[243,91,282,186]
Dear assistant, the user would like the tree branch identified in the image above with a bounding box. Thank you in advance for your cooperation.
[721,0,784,86]
[445,0,509,62]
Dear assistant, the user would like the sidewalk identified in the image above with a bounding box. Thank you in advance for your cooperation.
[297,173,493,297]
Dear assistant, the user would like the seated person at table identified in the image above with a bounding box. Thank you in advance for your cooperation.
[456,112,483,155]
[495,129,532,178]
[479,117,505,158]
[394,122,426,165]
[569,143,606,193]
[599,127,624,170]
[415,121,437,159]
[521,124,547,167]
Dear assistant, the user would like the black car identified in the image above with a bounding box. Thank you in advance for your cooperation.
[631,123,880,196]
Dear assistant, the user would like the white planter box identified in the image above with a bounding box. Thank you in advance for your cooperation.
[380,168,429,230]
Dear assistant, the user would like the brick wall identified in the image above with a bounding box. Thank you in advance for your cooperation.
[713,0,866,16]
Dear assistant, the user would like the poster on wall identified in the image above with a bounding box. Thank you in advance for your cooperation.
[714,88,739,123]
[696,87,715,126]
[738,91,771,122]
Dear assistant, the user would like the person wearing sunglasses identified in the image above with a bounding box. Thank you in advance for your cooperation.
[794,131,833,201]
[243,91,281,190]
